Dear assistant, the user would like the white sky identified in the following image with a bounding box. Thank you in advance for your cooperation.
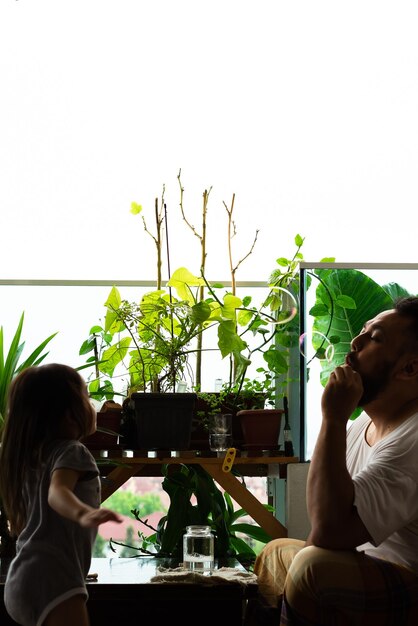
[1,1,418,456]
[1,1,418,282]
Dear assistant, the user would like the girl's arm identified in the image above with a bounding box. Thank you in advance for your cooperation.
[48,468,122,527]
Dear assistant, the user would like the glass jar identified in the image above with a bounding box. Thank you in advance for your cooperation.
[183,525,214,573]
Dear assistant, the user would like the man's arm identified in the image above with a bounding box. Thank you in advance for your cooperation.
[306,365,372,549]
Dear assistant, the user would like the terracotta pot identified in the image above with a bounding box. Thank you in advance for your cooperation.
[191,392,266,451]
[236,408,284,451]
[82,404,123,450]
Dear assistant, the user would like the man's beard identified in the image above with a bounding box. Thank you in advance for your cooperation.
[358,364,392,407]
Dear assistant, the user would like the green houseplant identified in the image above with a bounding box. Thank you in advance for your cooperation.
[189,234,308,450]
[82,266,254,450]
[78,176,312,569]
[81,239,308,451]
[307,267,415,413]
[109,462,273,568]
[0,312,57,430]
[80,178,308,450]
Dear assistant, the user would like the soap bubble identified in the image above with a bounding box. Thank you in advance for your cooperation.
[299,331,335,364]
[261,287,298,326]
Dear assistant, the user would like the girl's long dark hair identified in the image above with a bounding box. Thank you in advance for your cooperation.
[0,363,92,536]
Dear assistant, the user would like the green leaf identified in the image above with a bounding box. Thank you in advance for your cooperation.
[89,325,104,334]
[104,286,122,311]
[79,338,96,355]
[313,269,393,389]
[190,301,212,324]
[263,347,289,374]
[309,303,329,316]
[275,257,290,267]
[99,337,131,376]
[221,294,243,320]
[130,202,143,215]
[231,521,273,543]
[382,282,413,301]
[0,313,57,426]
[217,320,247,359]
[335,294,356,309]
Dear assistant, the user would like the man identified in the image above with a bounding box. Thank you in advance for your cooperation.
[251,296,418,625]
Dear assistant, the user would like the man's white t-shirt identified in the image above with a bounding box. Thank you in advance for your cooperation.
[346,411,418,574]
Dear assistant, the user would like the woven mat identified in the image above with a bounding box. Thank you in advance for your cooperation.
[150,566,258,586]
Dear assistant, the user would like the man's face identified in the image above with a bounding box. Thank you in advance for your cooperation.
[347,309,412,407]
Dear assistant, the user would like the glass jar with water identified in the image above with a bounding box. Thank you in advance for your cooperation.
[183,525,214,573]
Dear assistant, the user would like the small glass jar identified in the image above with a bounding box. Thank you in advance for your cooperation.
[183,525,214,573]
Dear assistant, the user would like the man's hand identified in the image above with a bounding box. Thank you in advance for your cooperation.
[307,363,372,550]
[321,364,363,423]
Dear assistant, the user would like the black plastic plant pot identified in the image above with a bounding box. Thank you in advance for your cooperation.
[130,392,197,451]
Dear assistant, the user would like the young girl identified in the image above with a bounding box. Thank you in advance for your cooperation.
[0,363,122,626]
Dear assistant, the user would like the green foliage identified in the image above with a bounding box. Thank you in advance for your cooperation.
[78,325,126,403]
[195,377,278,435]
[224,233,308,405]
[309,268,414,418]
[92,533,107,557]
[0,312,57,429]
[80,271,219,395]
[119,526,142,557]
[110,464,273,569]
[103,490,165,517]
[80,234,307,405]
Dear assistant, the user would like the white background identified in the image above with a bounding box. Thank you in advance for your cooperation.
[1,1,418,456]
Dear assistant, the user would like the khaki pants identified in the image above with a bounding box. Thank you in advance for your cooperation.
[249,538,418,626]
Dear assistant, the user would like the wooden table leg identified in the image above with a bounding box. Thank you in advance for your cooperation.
[202,464,288,539]
[100,465,141,501]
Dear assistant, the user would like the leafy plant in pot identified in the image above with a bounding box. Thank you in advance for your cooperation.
[82,175,306,454]
[232,376,285,452]
[109,461,274,569]
[93,263,256,451]
[81,178,342,566]
[96,239,306,453]
[200,233,308,452]
[78,326,125,451]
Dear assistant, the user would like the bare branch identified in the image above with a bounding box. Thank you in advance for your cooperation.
[233,229,260,275]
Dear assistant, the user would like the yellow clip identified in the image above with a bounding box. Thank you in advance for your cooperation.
[222,447,237,473]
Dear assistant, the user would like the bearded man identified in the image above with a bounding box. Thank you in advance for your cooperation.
[248,296,418,626]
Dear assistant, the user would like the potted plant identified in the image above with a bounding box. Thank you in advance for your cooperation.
[232,375,285,452]
[79,171,316,454]
[0,312,57,557]
[86,244,306,452]
[0,312,57,429]
[79,174,343,456]
[87,265,255,451]
[197,232,306,451]
[109,461,274,569]
[79,175,278,450]
[78,326,125,451]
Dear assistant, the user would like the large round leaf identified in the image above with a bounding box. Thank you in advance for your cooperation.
[312,269,394,386]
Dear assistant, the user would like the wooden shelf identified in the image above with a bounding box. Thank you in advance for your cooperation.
[96,452,299,540]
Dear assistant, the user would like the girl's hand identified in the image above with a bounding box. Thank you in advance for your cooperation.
[78,508,123,528]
